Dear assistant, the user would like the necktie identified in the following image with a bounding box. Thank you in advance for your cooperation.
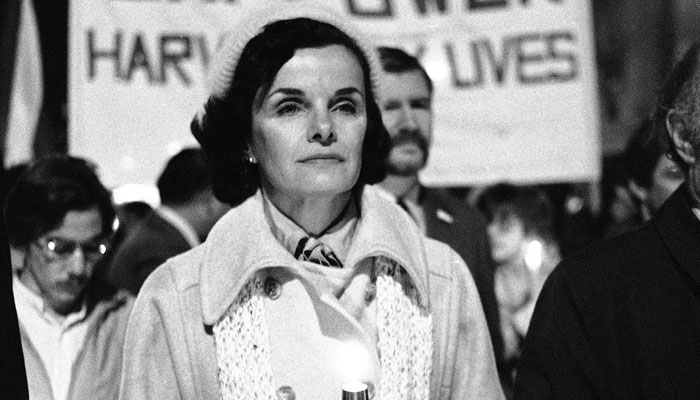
[294,236,343,268]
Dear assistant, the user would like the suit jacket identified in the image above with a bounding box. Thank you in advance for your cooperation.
[420,187,504,372]
[515,185,700,399]
[108,210,192,295]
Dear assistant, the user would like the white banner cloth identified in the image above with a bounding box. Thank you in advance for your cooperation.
[69,0,600,189]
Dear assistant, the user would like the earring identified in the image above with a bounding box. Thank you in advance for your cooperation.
[245,153,257,164]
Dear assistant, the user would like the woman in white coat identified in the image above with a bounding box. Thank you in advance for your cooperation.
[118,2,503,399]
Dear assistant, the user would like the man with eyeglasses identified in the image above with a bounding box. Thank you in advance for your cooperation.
[4,155,133,400]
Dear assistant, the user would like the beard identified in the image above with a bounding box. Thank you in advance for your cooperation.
[386,129,430,176]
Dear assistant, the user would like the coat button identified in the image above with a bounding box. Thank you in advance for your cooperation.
[276,385,295,399]
[264,276,282,300]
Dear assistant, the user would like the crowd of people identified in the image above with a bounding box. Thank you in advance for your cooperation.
[1,1,700,399]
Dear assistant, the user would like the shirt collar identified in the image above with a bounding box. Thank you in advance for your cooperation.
[261,193,358,264]
[13,273,87,328]
[157,206,200,248]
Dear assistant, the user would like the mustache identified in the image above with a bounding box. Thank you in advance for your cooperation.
[390,129,430,156]
[57,276,89,293]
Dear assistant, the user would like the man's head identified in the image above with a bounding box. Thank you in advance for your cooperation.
[157,147,229,240]
[378,47,434,177]
[655,42,700,203]
[4,156,115,315]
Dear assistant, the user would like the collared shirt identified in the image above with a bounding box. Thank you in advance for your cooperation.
[261,193,360,298]
[157,206,200,248]
[13,274,89,400]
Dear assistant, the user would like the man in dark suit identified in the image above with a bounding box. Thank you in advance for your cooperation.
[515,43,700,399]
[376,47,504,376]
[108,148,229,295]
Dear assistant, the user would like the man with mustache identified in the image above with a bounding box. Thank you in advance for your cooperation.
[5,155,133,400]
[377,46,505,386]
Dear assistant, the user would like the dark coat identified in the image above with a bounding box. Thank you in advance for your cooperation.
[420,187,504,369]
[107,210,192,295]
[514,186,700,399]
[0,203,29,398]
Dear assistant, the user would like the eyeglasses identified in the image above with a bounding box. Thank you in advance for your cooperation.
[34,237,110,263]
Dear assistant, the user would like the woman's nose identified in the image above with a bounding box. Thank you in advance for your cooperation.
[308,110,335,144]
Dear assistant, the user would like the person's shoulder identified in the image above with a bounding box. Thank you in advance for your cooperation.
[85,279,134,320]
[421,187,487,226]
[139,245,207,297]
[422,237,467,280]
[553,222,660,287]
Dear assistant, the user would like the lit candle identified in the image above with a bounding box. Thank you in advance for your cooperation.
[341,382,369,400]
[524,239,543,273]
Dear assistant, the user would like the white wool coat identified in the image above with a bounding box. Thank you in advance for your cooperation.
[118,186,504,400]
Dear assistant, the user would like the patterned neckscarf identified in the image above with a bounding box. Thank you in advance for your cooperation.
[293,236,343,268]
[262,193,358,267]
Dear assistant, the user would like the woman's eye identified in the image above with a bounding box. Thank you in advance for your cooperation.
[276,102,302,116]
[334,101,357,115]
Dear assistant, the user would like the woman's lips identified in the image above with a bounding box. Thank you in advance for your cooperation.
[299,153,344,162]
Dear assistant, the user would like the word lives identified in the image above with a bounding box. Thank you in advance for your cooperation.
[440,30,577,88]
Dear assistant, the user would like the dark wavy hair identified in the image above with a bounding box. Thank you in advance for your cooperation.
[377,46,433,95]
[192,18,390,206]
[157,147,212,206]
[476,183,555,242]
[653,42,700,173]
[4,155,115,248]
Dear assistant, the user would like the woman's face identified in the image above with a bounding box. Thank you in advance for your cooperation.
[250,44,367,201]
[487,213,526,265]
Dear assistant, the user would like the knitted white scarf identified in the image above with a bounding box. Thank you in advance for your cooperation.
[212,256,433,399]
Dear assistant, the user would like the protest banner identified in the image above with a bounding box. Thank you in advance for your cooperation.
[69,0,600,193]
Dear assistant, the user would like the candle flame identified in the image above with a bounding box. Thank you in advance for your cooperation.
[524,240,543,273]
[335,341,372,383]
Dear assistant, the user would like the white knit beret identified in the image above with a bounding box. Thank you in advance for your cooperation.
[204,0,384,104]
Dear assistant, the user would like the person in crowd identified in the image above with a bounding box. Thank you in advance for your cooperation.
[623,118,685,221]
[514,42,700,399]
[598,157,641,239]
[114,201,153,236]
[476,183,560,388]
[1,162,29,271]
[376,46,504,379]
[119,3,503,399]
[0,171,29,400]
[107,147,229,295]
[4,155,133,400]
[93,200,152,282]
